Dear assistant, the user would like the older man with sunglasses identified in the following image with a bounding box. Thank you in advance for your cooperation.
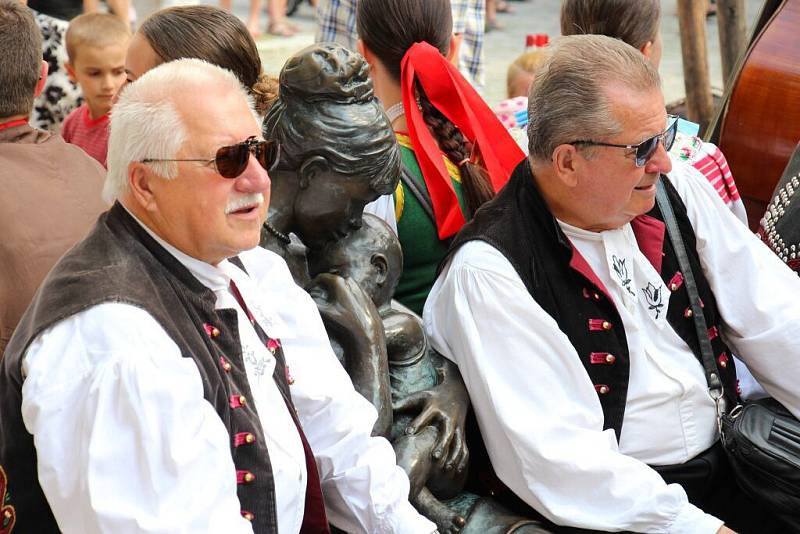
[0,59,437,534]
[425,35,800,533]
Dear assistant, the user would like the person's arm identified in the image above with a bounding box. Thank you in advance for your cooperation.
[666,162,800,418]
[278,278,436,534]
[423,242,724,534]
[21,303,254,534]
[308,273,393,437]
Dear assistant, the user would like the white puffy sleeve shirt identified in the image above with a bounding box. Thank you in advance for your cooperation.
[21,239,434,534]
[423,162,800,533]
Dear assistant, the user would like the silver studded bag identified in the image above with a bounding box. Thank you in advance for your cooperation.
[761,143,800,270]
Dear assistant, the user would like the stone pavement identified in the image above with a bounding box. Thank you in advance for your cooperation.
[133,0,766,107]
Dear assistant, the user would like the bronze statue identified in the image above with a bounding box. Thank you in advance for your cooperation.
[262,43,551,533]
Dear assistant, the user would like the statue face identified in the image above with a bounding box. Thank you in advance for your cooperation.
[293,169,380,251]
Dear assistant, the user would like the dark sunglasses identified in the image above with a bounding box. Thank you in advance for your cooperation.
[569,115,678,167]
[142,136,280,178]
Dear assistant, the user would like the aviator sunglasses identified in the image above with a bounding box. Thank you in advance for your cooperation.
[569,114,679,167]
[142,136,280,178]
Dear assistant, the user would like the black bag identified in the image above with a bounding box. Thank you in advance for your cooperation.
[656,179,800,524]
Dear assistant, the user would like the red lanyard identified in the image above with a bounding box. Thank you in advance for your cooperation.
[0,118,28,131]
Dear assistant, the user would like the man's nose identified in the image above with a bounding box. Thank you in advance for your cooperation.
[235,154,271,193]
[644,142,672,175]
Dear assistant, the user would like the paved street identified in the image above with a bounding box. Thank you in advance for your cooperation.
[133,0,766,107]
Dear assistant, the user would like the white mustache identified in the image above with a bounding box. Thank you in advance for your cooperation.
[225,193,264,214]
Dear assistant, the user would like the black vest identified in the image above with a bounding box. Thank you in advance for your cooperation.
[0,203,290,533]
[448,160,739,440]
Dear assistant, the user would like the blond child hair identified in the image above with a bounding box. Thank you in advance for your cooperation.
[66,12,130,63]
[506,49,548,99]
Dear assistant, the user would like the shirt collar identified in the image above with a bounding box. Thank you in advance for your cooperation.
[122,205,231,293]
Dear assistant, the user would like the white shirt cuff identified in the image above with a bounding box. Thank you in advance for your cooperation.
[669,502,723,534]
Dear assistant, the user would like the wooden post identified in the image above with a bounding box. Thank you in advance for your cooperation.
[716,0,747,86]
[676,0,714,130]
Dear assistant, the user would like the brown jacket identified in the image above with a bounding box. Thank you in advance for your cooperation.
[0,123,107,354]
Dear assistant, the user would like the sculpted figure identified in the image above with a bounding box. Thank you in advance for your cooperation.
[308,215,551,534]
[261,43,400,436]
[261,43,539,531]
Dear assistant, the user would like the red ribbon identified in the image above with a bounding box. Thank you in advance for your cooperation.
[401,42,525,238]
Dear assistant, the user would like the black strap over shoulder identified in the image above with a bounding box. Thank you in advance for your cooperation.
[656,177,723,397]
[400,163,436,224]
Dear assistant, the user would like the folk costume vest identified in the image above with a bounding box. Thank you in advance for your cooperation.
[447,160,739,440]
[0,203,329,534]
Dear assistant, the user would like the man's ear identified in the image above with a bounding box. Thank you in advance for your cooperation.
[371,253,389,286]
[551,144,581,188]
[127,162,159,212]
[448,33,463,66]
[640,40,654,61]
[298,155,329,190]
[35,60,49,98]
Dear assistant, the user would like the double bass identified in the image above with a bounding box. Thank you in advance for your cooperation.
[706,0,800,230]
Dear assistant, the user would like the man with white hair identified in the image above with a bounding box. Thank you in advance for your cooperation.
[0,58,436,534]
[425,35,800,533]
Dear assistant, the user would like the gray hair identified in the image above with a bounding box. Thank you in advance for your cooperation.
[526,34,661,163]
[105,58,257,203]
[0,1,42,118]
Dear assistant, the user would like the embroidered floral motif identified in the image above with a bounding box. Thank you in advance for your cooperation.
[243,345,269,378]
[642,282,665,319]
[0,466,16,534]
[612,255,635,296]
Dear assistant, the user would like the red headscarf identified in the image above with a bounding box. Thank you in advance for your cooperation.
[400,42,525,239]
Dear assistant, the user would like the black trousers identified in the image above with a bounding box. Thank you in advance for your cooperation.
[508,442,791,534]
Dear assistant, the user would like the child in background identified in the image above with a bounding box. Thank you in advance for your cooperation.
[493,48,547,131]
[62,13,130,168]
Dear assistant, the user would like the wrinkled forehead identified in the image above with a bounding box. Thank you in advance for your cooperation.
[604,84,667,137]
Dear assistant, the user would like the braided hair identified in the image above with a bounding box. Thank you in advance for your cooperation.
[357,0,496,218]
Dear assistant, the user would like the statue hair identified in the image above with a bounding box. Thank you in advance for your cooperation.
[263,43,399,196]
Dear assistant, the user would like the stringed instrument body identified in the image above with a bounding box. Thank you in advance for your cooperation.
[710,0,800,230]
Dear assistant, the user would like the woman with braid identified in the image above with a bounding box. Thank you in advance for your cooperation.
[356,0,525,315]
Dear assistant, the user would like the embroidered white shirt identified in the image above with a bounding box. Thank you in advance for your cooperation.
[424,161,800,533]
[21,214,435,534]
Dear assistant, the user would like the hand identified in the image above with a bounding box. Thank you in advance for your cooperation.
[393,358,470,473]
[717,527,737,534]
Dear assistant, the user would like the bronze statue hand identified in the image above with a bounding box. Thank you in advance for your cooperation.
[393,357,470,474]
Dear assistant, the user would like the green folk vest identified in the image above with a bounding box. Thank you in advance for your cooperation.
[447,160,739,440]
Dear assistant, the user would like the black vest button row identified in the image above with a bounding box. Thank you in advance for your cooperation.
[582,288,602,301]
[594,384,611,395]
[204,322,221,338]
[241,511,255,521]
[718,354,729,368]
[229,394,247,408]
[234,432,256,447]
[668,272,684,292]
[588,319,613,331]
[237,470,255,484]
[219,356,233,373]
[590,352,616,365]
